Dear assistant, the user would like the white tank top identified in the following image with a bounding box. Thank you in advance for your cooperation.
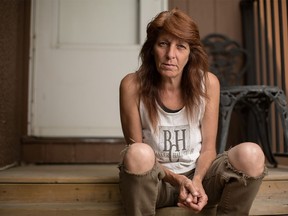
[140,99,205,174]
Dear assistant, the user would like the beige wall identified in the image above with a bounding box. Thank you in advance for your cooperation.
[169,0,243,43]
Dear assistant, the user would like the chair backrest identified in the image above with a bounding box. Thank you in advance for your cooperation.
[201,33,249,86]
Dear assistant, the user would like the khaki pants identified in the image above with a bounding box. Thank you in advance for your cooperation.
[118,151,267,216]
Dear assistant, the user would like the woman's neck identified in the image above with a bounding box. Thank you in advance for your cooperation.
[157,87,184,111]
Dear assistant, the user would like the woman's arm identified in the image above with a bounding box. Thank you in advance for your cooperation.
[119,73,143,144]
[178,72,220,212]
[194,72,220,181]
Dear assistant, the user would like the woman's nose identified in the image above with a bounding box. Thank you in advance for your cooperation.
[166,46,176,59]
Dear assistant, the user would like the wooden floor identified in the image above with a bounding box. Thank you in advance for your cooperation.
[0,164,288,215]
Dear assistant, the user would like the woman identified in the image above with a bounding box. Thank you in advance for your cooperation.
[119,8,266,216]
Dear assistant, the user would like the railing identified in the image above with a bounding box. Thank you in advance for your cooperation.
[240,0,288,158]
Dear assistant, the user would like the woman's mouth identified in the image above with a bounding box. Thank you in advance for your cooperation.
[161,63,176,69]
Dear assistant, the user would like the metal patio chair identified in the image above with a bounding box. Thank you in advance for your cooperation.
[202,33,288,167]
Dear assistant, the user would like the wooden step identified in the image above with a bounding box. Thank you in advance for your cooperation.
[0,164,287,215]
[0,202,213,216]
[0,202,287,216]
[0,183,120,203]
[0,202,124,216]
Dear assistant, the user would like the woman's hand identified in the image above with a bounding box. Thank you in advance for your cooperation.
[161,166,208,212]
[177,176,208,213]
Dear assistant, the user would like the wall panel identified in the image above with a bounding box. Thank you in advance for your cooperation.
[169,0,242,43]
[0,0,30,169]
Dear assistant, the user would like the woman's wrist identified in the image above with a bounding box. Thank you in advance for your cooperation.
[192,174,203,182]
[175,174,190,187]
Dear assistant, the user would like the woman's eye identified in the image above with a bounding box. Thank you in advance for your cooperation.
[159,41,168,47]
[177,44,187,49]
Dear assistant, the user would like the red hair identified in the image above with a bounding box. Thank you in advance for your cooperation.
[137,8,209,128]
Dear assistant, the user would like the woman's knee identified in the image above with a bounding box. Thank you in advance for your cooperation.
[122,143,156,174]
[228,142,265,177]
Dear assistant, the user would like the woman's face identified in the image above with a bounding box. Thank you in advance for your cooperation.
[153,32,190,79]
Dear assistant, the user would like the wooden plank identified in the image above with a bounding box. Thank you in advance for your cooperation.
[215,0,242,44]
[0,202,125,216]
[265,166,288,180]
[1,180,286,213]
[0,203,239,216]
[21,137,125,164]
[186,0,215,37]
[255,180,288,199]
[0,184,120,203]
[250,198,288,215]
[0,165,119,183]
[156,206,215,216]
[0,202,286,216]
[168,0,188,13]
[250,180,288,215]
[0,165,287,183]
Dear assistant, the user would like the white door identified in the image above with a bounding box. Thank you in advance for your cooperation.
[29,0,167,137]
